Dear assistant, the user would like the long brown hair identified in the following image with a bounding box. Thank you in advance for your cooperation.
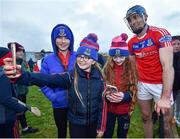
[103,56,138,114]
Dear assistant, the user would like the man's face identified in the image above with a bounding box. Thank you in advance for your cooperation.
[172,39,180,53]
[16,50,24,59]
[127,13,146,34]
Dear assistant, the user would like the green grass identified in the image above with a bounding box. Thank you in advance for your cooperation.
[21,86,180,138]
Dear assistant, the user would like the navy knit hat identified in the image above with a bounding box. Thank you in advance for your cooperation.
[76,33,99,61]
[7,42,25,53]
[0,47,12,66]
[109,33,129,57]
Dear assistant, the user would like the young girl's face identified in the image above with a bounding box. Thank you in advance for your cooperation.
[76,55,95,72]
[55,36,70,52]
[112,55,126,65]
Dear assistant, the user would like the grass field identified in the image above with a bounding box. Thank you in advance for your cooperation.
[21,86,179,138]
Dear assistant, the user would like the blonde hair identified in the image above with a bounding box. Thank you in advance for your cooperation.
[74,61,104,106]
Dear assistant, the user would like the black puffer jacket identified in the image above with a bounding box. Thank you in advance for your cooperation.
[173,52,180,91]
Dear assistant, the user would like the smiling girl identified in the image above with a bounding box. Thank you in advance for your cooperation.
[40,24,76,138]
[3,34,107,138]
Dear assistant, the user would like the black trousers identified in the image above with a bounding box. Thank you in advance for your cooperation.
[53,108,67,138]
[17,94,28,129]
[69,122,97,138]
[0,121,18,138]
[103,112,130,138]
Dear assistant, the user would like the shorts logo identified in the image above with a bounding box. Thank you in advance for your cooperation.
[124,123,129,130]
[159,35,172,43]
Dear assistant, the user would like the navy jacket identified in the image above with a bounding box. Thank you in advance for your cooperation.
[0,67,27,124]
[173,52,180,91]
[17,64,106,131]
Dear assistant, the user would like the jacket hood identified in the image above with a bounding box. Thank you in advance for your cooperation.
[51,24,74,55]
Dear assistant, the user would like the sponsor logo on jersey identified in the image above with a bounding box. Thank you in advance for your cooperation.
[159,35,172,43]
[132,38,154,50]
[135,50,158,58]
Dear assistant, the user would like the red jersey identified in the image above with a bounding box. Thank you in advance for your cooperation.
[128,26,172,84]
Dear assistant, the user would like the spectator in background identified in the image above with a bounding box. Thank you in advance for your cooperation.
[37,49,46,71]
[40,24,76,138]
[28,58,34,72]
[0,47,27,138]
[172,35,180,53]
[8,42,39,135]
[172,35,180,100]
[33,61,40,73]
[172,36,180,126]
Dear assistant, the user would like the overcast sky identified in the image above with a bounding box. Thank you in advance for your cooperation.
[1,0,180,52]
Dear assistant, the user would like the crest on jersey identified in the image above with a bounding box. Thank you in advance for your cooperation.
[147,39,153,46]
[59,29,66,37]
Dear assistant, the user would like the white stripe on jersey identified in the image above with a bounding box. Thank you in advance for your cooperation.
[150,26,171,47]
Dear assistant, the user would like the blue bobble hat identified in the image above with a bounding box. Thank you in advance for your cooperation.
[76,33,99,61]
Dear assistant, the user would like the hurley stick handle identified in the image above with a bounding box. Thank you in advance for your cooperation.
[11,43,16,75]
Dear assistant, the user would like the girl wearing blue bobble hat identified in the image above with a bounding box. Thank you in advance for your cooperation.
[3,33,107,138]
[103,33,137,138]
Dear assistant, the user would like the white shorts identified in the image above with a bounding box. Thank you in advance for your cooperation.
[137,81,173,104]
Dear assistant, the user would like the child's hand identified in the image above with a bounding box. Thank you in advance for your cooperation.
[3,58,22,78]
[96,130,104,138]
[107,92,124,103]
[30,107,41,117]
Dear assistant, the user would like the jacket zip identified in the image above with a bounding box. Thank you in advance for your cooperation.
[87,78,90,126]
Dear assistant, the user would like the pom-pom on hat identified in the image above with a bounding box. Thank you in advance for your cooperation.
[76,33,99,61]
[0,47,12,66]
[109,33,129,57]
[7,42,25,53]
[80,33,99,51]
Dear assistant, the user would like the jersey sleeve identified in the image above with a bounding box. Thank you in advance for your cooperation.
[154,28,172,48]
